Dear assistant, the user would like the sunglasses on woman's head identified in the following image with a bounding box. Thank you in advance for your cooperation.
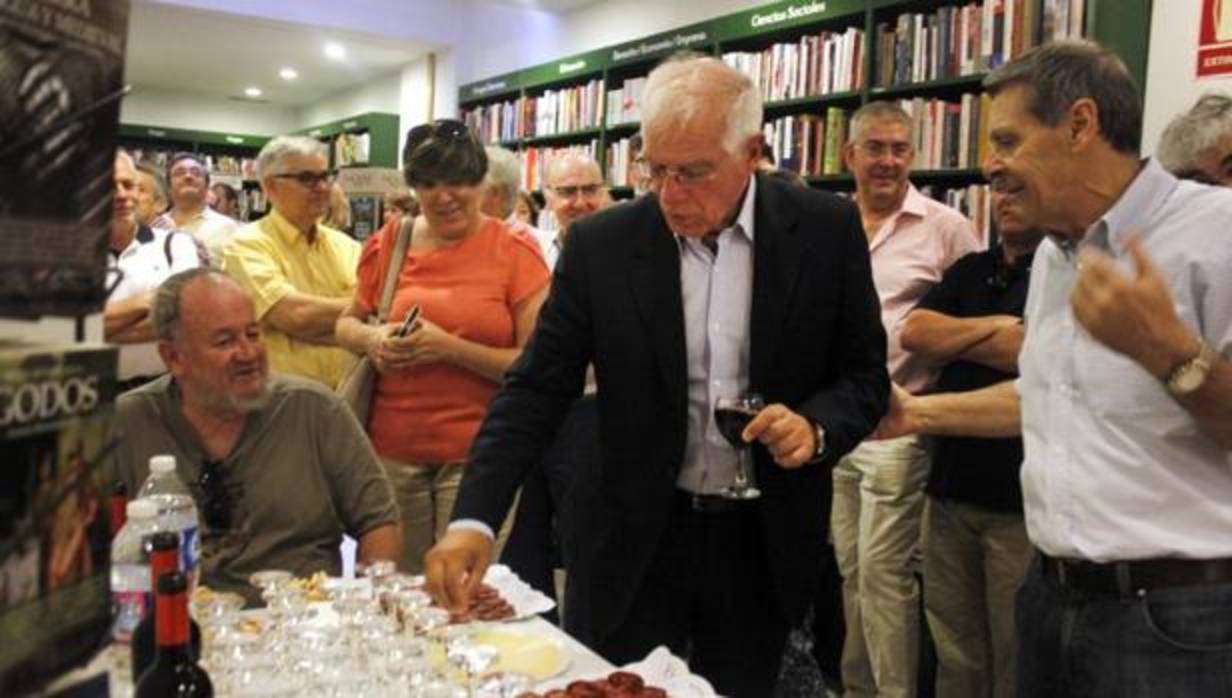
[405,119,471,156]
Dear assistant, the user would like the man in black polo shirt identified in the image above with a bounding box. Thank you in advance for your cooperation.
[895,189,1042,698]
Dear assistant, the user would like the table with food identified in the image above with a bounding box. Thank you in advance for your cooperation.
[98,562,718,697]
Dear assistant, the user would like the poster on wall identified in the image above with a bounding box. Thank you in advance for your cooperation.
[1198,0,1232,77]
[0,1,130,319]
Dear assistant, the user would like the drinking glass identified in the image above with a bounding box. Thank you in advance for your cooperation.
[714,393,765,499]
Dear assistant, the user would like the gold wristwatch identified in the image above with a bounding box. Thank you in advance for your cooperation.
[1165,341,1218,397]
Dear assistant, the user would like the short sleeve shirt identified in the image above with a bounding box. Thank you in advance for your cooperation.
[106,374,398,603]
[356,215,550,463]
[917,246,1031,512]
[223,210,361,388]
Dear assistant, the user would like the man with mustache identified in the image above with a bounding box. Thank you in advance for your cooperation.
[831,100,979,698]
[894,188,1043,698]
[222,136,361,389]
[104,267,401,603]
[878,40,1232,698]
[152,152,238,262]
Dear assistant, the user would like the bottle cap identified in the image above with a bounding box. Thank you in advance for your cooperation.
[149,531,180,552]
[156,570,188,595]
[149,455,177,474]
[127,499,158,519]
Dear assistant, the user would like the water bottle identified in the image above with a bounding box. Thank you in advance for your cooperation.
[110,499,159,643]
[137,455,201,583]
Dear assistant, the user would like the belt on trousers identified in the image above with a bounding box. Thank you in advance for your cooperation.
[1039,553,1232,595]
[674,488,758,514]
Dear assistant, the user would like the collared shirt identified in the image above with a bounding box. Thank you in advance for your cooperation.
[154,206,238,264]
[1019,158,1232,561]
[222,209,361,389]
[868,184,980,392]
[508,216,561,270]
[106,374,399,604]
[107,225,200,379]
[676,176,757,494]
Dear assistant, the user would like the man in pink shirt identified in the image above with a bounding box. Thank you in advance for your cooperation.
[832,101,979,698]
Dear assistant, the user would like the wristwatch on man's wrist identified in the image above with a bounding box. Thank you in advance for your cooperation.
[811,421,827,461]
[1165,341,1218,396]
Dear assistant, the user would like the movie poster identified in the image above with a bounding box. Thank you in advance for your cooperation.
[0,341,118,694]
[0,0,130,318]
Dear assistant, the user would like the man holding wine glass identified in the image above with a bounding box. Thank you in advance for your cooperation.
[425,54,889,698]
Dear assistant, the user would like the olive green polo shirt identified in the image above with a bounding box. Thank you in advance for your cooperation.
[105,374,398,603]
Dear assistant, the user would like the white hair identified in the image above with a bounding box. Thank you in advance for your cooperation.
[256,135,328,180]
[484,146,522,216]
[1157,93,1232,175]
[640,53,762,154]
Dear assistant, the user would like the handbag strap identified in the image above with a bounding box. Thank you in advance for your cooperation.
[375,216,413,322]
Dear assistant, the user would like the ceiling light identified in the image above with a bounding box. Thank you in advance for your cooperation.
[244,87,262,98]
[279,67,298,80]
[324,42,346,60]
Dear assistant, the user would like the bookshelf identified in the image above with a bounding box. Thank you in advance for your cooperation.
[295,112,400,170]
[458,0,1149,226]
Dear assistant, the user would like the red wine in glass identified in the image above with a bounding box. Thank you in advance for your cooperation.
[714,393,763,499]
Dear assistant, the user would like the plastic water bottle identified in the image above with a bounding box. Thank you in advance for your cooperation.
[137,455,201,583]
[110,499,159,643]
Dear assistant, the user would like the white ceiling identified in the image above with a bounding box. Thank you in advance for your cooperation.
[125,0,603,108]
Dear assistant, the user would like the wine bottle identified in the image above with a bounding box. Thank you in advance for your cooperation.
[135,570,213,697]
[131,532,202,684]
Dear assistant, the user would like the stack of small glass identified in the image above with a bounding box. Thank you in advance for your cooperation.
[189,562,532,698]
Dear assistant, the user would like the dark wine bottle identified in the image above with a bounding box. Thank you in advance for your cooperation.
[132,532,202,683]
[110,481,128,539]
[135,570,213,697]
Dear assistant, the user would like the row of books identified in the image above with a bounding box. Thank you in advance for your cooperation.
[763,107,851,177]
[519,141,601,193]
[605,76,646,127]
[722,26,865,104]
[897,93,992,171]
[333,133,370,167]
[922,183,993,245]
[874,0,1086,87]
[463,79,606,143]
[606,136,644,188]
[125,148,259,180]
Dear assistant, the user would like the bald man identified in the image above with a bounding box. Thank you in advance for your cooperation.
[541,153,612,268]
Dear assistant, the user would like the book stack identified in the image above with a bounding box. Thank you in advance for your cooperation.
[462,98,525,144]
[605,77,646,127]
[606,136,644,187]
[873,0,1084,87]
[527,79,605,137]
[520,140,601,192]
[723,26,865,103]
[763,106,850,176]
[896,93,991,170]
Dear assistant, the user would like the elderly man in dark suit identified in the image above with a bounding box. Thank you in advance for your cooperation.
[425,54,888,698]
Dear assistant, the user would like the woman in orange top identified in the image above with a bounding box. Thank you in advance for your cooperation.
[337,120,550,573]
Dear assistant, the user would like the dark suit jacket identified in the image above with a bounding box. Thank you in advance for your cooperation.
[454,173,888,643]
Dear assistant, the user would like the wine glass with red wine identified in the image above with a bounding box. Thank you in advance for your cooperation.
[714,393,764,500]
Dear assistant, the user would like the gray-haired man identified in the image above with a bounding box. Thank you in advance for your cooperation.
[105,268,401,604]
[221,135,361,389]
[1156,92,1232,186]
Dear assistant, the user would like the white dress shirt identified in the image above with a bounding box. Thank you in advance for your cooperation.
[107,226,201,379]
[676,177,757,494]
[1018,159,1232,561]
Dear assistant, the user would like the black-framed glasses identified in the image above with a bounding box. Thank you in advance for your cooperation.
[198,459,233,531]
[271,170,335,188]
[404,119,470,158]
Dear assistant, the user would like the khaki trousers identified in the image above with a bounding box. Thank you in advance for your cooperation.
[922,496,1031,698]
[382,458,516,574]
[831,435,930,698]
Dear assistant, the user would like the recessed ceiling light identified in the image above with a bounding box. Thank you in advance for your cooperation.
[244,87,262,98]
[324,42,346,60]
[279,67,298,81]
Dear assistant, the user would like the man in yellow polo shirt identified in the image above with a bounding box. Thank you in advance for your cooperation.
[222,135,360,388]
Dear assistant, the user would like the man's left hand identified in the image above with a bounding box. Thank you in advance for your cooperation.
[1071,236,1193,377]
[743,403,817,469]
